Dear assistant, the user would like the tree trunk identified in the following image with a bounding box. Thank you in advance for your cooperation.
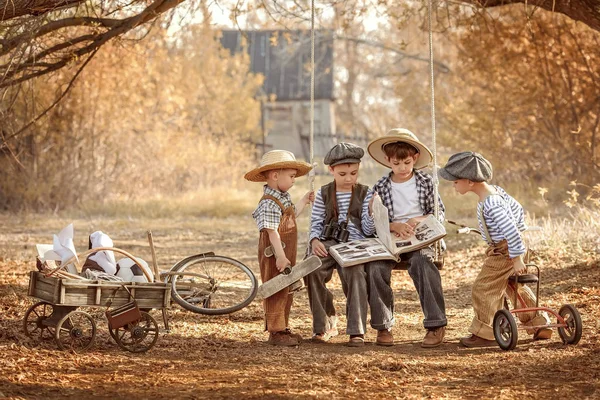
[469,0,600,32]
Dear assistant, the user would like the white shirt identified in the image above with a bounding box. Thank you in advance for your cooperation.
[390,175,423,223]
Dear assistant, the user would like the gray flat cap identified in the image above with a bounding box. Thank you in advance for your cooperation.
[324,142,365,166]
[438,152,493,182]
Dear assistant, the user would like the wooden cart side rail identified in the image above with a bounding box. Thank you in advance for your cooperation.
[28,271,171,309]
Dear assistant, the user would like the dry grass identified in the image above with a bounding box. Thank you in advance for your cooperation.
[0,212,599,399]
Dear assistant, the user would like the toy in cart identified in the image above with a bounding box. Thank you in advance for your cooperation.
[448,220,583,350]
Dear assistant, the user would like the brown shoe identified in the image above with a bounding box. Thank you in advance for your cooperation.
[459,334,496,348]
[533,328,553,340]
[376,329,394,346]
[421,326,445,348]
[268,331,300,346]
[347,335,365,347]
[283,328,303,342]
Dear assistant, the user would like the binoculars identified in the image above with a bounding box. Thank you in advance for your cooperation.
[320,220,350,243]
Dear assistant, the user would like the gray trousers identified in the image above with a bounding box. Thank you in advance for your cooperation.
[305,240,368,336]
[367,248,447,330]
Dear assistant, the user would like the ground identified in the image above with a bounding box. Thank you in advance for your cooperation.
[0,214,599,399]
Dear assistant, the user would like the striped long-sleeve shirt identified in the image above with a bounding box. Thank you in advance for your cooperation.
[477,186,527,259]
[309,188,376,243]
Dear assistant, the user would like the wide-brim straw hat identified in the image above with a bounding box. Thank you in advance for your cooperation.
[244,150,312,182]
[367,128,433,170]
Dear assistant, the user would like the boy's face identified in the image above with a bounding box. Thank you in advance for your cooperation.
[386,154,419,180]
[329,163,359,191]
[274,168,297,192]
[453,179,472,195]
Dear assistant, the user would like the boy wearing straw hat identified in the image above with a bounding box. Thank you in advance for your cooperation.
[306,142,376,347]
[439,151,552,347]
[245,150,314,346]
[367,128,447,347]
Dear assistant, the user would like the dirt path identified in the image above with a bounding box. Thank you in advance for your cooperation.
[0,215,598,399]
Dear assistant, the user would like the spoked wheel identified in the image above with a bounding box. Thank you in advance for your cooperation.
[55,311,97,352]
[113,311,159,353]
[557,304,582,345]
[170,255,258,315]
[23,302,55,341]
[493,309,518,351]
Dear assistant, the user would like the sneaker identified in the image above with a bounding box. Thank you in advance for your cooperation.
[311,331,333,343]
[459,334,496,348]
[347,335,365,347]
[376,329,394,346]
[268,331,300,346]
[421,326,445,348]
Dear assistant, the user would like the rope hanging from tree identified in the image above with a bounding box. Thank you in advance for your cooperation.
[427,0,443,263]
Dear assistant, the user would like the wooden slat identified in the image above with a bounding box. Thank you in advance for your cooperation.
[32,287,59,303]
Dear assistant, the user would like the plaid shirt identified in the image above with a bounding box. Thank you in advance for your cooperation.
[373,170,445,223]
[252,185,295,231]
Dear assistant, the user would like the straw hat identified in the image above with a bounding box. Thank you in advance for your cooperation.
[244,150,312,182]
[367,128,433,170]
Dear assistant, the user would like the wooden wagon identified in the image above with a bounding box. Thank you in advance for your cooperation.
[24,246,170,353]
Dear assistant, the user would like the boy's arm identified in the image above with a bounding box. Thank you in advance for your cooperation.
[309,189,326,243]
[486,203,526,259]
[265,229,291,272]
[361,189,376,236]
[295,191,315,217]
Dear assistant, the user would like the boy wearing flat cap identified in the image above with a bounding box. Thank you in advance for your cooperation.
[245,150,314,346]
[439,151,551,347]
[367,128,447,347]
[306,142,376,346]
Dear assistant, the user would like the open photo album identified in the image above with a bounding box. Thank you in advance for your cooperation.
[329,196,446,267]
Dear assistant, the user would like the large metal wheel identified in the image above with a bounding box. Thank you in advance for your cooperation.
[55,311,97,352]
[113,311,159,353]
[493,309,518,351]
[169,255,258,315]
[23,301,55,341]
[557,304,582,345]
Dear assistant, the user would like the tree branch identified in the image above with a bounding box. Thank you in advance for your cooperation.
[0,48,98,150]
[465,0,600,32]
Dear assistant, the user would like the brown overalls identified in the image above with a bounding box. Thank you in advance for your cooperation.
[257,195,298,333]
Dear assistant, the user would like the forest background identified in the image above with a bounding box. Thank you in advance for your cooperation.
[1,0,600,221]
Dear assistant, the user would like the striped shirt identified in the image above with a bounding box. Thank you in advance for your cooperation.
[309,188,376,243]
[252,185,295,231]
[477,186,527,259]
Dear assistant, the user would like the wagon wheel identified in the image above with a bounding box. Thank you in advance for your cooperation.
[23,302,55,341]
[493,309,518,351]
[557,304,582,345]
[55,311,97,352]
[113,311,159,353]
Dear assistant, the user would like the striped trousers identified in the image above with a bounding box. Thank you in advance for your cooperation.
[470,240,547,340]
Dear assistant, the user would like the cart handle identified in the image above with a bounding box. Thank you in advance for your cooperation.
[46,247,153,282]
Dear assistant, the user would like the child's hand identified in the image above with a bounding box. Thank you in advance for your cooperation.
[368,192,378,216]
[276,255,291,272]
[302,191,315,206]
[406,217,422,228]
[512,257,526,275]
[390,222,413,239]
[311,239,328,257]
